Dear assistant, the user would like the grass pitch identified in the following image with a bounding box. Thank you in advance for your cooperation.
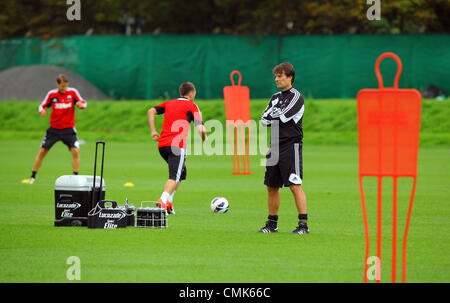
[0,140,449,282]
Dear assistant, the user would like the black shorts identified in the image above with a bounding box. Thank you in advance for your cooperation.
[159,146,187,183]
[264,142,303,188]
[41,127,79,150]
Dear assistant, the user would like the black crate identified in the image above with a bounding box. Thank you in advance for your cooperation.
[136,207,167,228]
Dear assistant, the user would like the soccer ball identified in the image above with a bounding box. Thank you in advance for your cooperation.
[210,197,229,213]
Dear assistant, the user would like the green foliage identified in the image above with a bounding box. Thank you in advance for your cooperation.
[0,99,449,146]
[0,0,449,38]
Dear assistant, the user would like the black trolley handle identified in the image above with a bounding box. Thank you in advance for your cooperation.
[92,141,106,205]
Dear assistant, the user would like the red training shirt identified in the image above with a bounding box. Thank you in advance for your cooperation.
[153,98,203,149]
[38,87,87,129]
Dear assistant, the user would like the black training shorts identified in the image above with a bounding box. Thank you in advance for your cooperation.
[264,141,303,188]
[159,146,187,183]
[40,127,79,150]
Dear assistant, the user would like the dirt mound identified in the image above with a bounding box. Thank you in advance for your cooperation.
[0,65,108,101]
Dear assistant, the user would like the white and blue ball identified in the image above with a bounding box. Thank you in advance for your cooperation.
[210,197,229,213]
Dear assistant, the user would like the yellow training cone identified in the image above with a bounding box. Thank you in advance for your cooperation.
[123,182,135,187]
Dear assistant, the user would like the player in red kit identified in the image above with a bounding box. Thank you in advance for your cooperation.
[148,82,207,214]
[24,74,87,184]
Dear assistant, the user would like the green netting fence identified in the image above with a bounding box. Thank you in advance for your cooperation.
[0,34,449,99]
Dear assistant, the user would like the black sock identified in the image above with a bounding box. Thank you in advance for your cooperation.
[31,171,37,179]
[73,172,79,175]
[267,215,278,228]
[298,214,308,224]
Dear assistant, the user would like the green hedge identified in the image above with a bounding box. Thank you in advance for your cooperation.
[0,99,449,146]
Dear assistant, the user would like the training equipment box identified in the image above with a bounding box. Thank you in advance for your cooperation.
[136,203,167,228]
[88,200,127,229]
[54,175,105,227]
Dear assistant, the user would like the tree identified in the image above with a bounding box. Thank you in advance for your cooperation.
[0,0,448,38]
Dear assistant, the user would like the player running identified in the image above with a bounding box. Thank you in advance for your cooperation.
[25,74,87,184]
[258,62,310,234]
[148,82,207,214]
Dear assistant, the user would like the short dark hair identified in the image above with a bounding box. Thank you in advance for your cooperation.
[179,82,196,97]
[272,62,295,84]
[56,74,68,84]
